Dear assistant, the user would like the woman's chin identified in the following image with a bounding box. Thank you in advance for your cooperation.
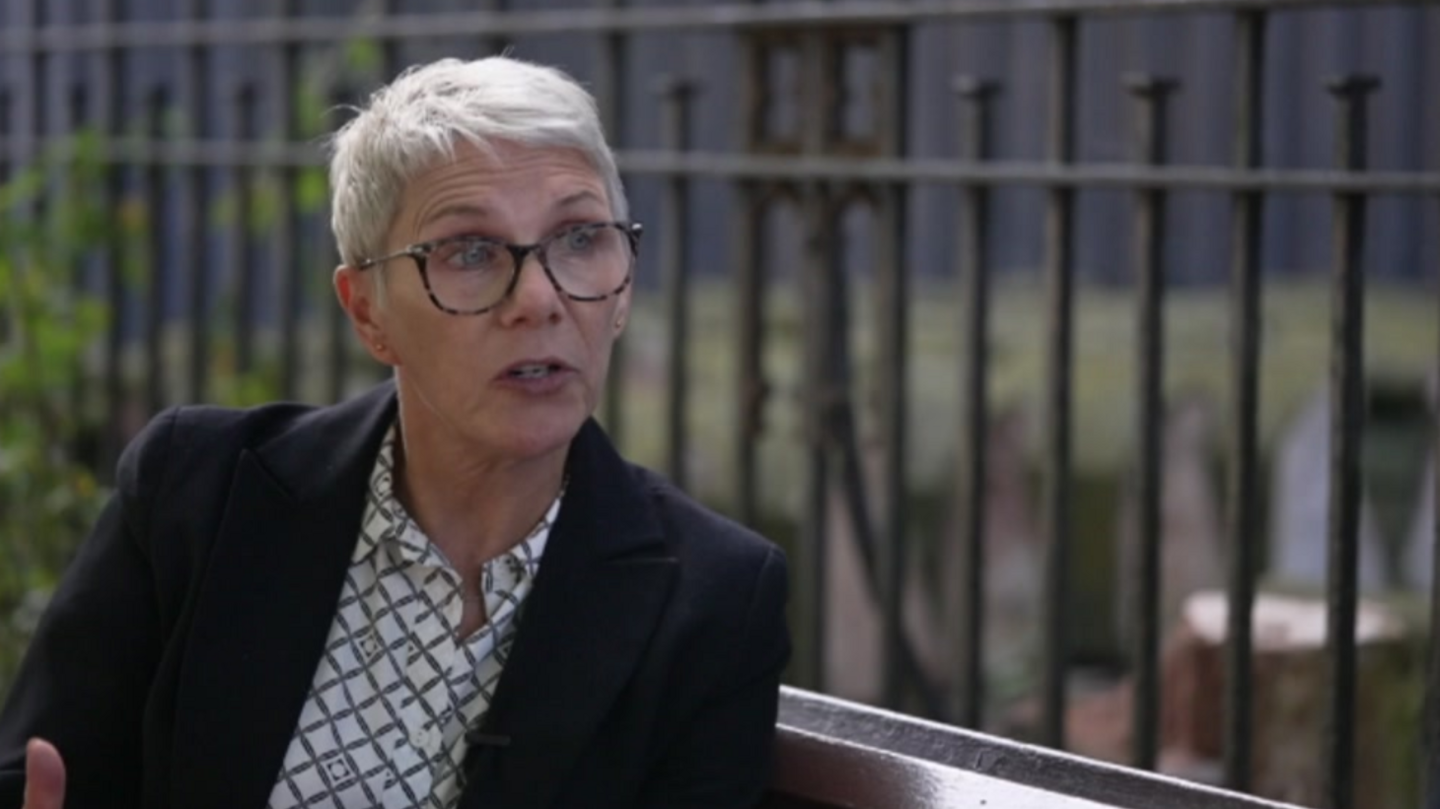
[477,416,584,463]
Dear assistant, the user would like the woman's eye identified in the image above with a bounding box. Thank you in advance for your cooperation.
[561,228,596,252]
[444,239,500,268]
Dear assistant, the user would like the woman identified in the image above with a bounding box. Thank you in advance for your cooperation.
[0,56,790,809]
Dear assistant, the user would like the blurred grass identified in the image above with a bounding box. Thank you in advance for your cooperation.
[615,275,1437,658]
[615,275,1438,513]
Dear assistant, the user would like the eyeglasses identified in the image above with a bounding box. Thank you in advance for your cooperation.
[355,221,642,316]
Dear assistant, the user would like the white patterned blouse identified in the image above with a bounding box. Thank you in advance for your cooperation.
[265,425,559,809]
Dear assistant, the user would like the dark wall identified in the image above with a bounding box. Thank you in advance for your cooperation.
[3,0,1434,292]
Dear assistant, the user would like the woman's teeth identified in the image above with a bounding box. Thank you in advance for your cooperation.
[510,364,554,379]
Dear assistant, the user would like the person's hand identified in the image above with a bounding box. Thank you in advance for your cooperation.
[22,738,65,809]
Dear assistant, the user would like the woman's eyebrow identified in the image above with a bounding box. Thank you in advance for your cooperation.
[418,191,604,232]
[552,190,607,212]
[418,202,490,230]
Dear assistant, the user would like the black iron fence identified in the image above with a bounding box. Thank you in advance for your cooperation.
[1,1,1437,808]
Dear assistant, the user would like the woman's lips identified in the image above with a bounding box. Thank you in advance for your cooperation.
[495,358,575,393]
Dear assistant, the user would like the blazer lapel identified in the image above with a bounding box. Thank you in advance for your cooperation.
[460,421,678,809]
[168,384,398,809]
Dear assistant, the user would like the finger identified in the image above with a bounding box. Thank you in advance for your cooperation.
[23,738,66,809]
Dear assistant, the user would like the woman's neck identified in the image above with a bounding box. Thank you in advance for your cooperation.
[391,408,567,576]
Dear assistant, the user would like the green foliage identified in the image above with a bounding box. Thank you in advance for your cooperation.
[295,167,329,212]
[0,140,117,696]
[343,38,383,75]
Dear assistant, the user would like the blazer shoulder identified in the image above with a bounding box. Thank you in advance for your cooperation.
[634,466,779,556]
[117,401,319,492]
[627,464,791,691]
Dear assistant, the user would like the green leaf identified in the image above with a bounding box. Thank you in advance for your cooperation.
[343,38,382,74]
[295,168,328,213]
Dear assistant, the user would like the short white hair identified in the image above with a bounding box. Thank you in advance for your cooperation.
[327,56,628,269]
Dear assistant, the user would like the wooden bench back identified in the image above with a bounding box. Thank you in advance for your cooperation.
[760,687,1302,809]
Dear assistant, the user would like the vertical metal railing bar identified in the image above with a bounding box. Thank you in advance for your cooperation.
[1223,8,1265,791]
[325,86,352,404]
[230,82,257,377]
[274,0,302,401]
[0,90,8,185]
[379,0,401,78]
[37,6,62,266]
[0,88,8,188]
[596,0,626,447]
[827,298,950,715]
[954,74,995,730]
[480,0,511,55]
[733,183,765,527]
[0,85,14,353]
[65,84,89,422]
[64,84,88,179]
[179,0,211,405]
[799,185,832,693]
[9,0,41,375]
[13,0,39,225]
[9,0,47,444]
[1041,12,1078,751]
[97,0,126,476]
[798,27,831,693]
[1125,71,1176,773]
[732,37,765,529]
[825,197,873,647]
[1428,225,1440,809]
[878,26,911,712]
[62,85,88,260]
[1322,72,1377,809]
[658,75,696,490]
[143,85,167,415]
[0,90,9,352]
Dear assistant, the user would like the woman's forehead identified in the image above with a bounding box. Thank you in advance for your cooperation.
[415,140,600,188]
[399,143,609,231]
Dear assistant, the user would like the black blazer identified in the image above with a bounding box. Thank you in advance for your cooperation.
[0,382,791,808]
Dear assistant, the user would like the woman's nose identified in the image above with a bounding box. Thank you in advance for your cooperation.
[497,250,563,324]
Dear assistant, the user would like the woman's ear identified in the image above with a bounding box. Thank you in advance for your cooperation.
[612,290,631,334]
[335,265,394,365]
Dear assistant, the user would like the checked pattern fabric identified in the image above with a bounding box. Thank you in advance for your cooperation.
[266,425,559,809]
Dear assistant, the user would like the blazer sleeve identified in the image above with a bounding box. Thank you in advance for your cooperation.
[636,545,791,809]
[0,409,179,809]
